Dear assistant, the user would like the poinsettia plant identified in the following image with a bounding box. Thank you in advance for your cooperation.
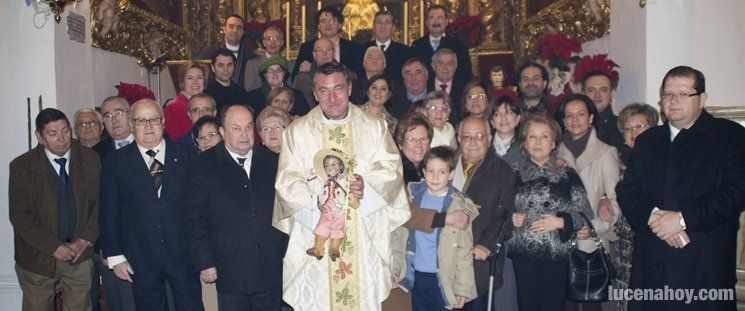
[446,15,482,49]
[115,82,155,106]
[535,33,582,71]
[573,54,620,88]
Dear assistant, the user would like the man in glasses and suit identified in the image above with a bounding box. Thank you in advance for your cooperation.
[99,99,201,310]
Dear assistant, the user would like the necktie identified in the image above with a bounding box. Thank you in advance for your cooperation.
[117,141,130,149]
[54,158,68,185]
[237,157,247,167]
[440,84,449,92]
[464,161,476,180]
[380,44,386,51]
[431,39,440,51]
[146,149,163,191]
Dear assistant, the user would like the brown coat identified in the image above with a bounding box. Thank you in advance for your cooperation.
[9,142,100,277]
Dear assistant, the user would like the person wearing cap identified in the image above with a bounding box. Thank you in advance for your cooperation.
[246,56,310,116]
[243,26,295,92]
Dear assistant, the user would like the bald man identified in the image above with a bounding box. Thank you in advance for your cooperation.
[99,99,201,310]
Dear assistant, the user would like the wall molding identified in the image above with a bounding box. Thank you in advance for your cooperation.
[0,274,21,294]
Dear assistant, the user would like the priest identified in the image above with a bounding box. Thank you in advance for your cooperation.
[273,62,410,310]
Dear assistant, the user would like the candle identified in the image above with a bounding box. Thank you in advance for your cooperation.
[285,1,290,58]
[301,4,306,42]
[403,1,408,45]
[420,0,424,36]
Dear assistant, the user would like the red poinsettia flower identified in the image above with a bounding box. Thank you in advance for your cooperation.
[573,54,620,86]
[115,82,155,106]
[535,33,582,62]
[445,15,482,49]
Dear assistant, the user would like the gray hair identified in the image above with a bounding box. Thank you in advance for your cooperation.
[74,107,102,124]
[424,90,452,109]
[256,106,292,129]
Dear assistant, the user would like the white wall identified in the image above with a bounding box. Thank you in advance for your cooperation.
[0,1,175,308]
[611,0,745,109]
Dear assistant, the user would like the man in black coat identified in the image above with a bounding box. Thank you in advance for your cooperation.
[580,71,627,154]
[187,104,288,310]
[455,117,516,310]
[410,4,472,86]
[617,66,745,311]
[93,96,135,160]
[361,10,410,83]
[99,99,201,310]
[203,49,251,117]
[200,15,258,87]
[290,6,362,81]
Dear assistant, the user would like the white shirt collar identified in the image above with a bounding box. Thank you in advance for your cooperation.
[376,39,392,50]
[321,107,351,125]
[434,79,452,93]
[225,145,253,177]
[114,133,135,150]
[137,139,166,166]
[669,123,682,141]
[430,34,445,42]
[45,147,71,175]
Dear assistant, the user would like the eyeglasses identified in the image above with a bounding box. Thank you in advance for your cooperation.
[621,124,649,134]
[78,121,100,128]
[196,132,221,142]
[132,117,163,127]
[467,93,487,100]
[189,107,215,114]
[404,137,430,145]
[460,133,489,142]
[425,105,450,113]
[263,36,283,41]
[661,92,701,101]
[319,18,338,25]
[260,124,285,133]
[103,110,126,121]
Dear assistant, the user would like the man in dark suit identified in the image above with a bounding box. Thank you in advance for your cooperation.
[99,99,201,310]
[93,96,135,160]
[291,6,361,81]
[410,4,472,85]
[187,104,287,310]
[617,66,745,311]
[361,10,410,83]
[10,108,101,310]
[204,49,251,117]
[428,48,466,125]
[400,57,433,115]
[200,14,258,87]
[91,96,137,311]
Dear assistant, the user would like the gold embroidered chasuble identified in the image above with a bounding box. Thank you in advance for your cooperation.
[273,104,410,310]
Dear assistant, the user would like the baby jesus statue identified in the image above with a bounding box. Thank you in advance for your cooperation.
[306,149,359,261]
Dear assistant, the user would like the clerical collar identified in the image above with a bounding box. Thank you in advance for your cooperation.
[225,42,240,52]
[321,109,350,125]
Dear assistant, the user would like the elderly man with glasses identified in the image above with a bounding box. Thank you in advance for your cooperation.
[99,99,201,311]
[175,93,217,152]
[73,108,104,148]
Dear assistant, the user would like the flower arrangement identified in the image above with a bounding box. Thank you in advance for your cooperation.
[535,33,582,71]
[446,15,482,49]
[573,54,620,87]
[115,82,155,106]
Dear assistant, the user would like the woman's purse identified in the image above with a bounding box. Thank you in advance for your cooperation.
[566,212,617,302]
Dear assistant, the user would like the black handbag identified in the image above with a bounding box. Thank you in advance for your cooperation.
[566,212,617,302]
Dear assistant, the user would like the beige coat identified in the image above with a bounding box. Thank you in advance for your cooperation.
[393,182,479,309]
[558,128,620,252]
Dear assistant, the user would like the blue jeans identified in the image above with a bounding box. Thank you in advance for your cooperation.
[412,271,446,311]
